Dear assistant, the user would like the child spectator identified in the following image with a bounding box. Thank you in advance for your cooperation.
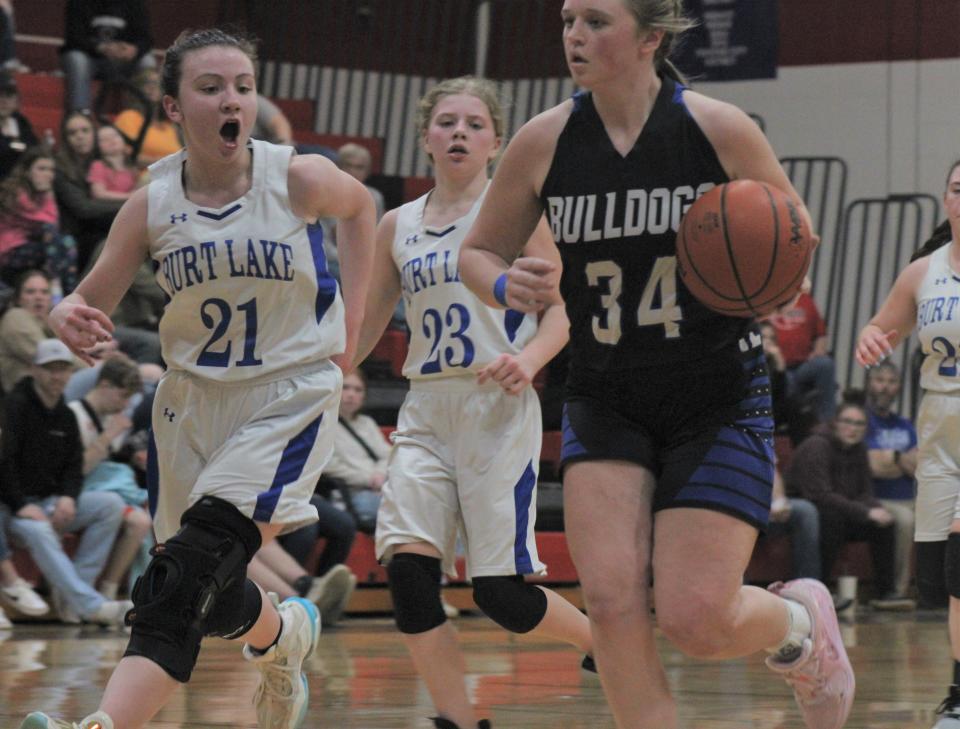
[86,125,138,201]
[0,147,78,294]
[68,356,151,600]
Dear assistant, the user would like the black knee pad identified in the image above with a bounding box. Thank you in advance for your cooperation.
[946,534,960,600]
[917,540,949,609]
[386,552,446,634]
[124,496,262,682]
[472,575,547,634]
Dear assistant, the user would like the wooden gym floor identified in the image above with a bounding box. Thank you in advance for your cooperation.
[0,607,949,728]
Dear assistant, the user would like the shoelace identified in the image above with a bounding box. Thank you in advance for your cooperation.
[258,658,298,700]
[783,654,828,701]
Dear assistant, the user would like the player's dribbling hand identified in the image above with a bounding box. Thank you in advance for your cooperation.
[855,324,896,367]
[504,257,557,313]
[477,353,535,396]
[49,300,115,366]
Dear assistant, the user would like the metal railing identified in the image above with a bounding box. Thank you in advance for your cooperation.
[831,194,939,417]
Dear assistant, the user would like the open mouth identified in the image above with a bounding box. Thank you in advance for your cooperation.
[448,144,468,155]
[220,120,240,144]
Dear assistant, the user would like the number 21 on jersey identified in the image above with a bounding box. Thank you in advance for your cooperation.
[586,255,682,343]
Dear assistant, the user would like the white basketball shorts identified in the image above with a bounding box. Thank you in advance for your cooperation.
[376,376,546,580]
[148,361,341,542]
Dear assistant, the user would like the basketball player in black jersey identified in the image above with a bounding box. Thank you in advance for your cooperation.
[459,2,854,728]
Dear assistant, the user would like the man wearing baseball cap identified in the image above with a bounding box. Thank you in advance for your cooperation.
[0,338,130,625]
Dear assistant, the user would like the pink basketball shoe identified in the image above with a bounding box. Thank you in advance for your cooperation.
[765,579,855,729]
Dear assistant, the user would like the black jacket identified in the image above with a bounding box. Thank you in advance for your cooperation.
[0,377,83,512]
[61,0,152,61]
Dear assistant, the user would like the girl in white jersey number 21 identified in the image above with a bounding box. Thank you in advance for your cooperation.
[22,27,376,729]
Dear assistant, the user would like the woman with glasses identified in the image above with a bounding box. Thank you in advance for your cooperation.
[783,394,897,602]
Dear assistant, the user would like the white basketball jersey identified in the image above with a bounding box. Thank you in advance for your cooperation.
[393,186,536,380]
[916,243,960,394]
[147,140,344,382]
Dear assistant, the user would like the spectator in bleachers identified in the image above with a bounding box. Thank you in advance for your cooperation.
[0,338,130,625]
[249,540,355,627]
[60,0,155,113]
[54,110,122,270]
[323,370,389,533]
[0,506,50,624]
[278,492,357,584]
[785,393,898,605]
[251,95,293,146]
[68,356,152,600]
[114,68,181,167]
[759,319,817,443]
[82,241,163,365]
[769,291,837,423]
[0,147,78,294]
[766,468,822,581]
[0,1,26,74]
[250,96,338,161]
[757,318,823,582]
[0,270,56,394]
[0,71,37,180]
[865,360,918,605]
[338,143,385,221]
[87,124,139,201]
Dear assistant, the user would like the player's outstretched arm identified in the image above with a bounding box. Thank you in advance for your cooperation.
[353,209,402,369]
[49,187,150,364]
[856,257,926,366]
[290,154,377,373]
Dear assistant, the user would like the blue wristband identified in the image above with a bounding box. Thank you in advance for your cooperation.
[493,273,508,307]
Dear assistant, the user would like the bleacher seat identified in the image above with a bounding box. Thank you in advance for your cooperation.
[403,175,433,202]
[271,97,314,133]
[369,328,407,379]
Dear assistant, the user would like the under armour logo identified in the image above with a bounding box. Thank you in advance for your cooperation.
[936,277,949,285]
[404,233,420,246]
[163,408,176,422]
[170,213,188,224]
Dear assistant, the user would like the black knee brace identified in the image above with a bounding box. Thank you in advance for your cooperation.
[472,575,547,634]
[917,540,949,609]
[946,534,960,600]
[124,496,263,682]
[386,552,446,634]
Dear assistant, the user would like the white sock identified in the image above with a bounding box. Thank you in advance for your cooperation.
[765,598,812,662]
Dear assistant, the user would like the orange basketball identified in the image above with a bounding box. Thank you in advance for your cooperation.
[676,180,814,317]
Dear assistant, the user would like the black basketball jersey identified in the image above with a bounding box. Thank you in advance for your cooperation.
[539,76,751,372]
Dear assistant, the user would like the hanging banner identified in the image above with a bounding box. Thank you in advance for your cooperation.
[673,0,779,81]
